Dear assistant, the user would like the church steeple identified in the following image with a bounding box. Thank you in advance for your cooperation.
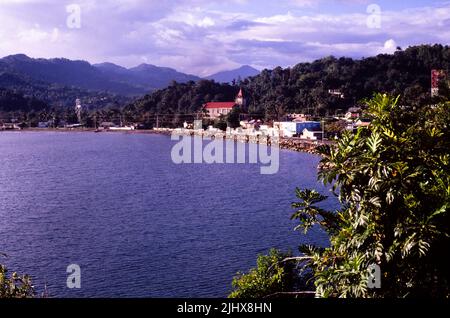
[235,88,245,107]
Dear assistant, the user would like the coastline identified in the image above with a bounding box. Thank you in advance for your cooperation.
[1,128,333,155]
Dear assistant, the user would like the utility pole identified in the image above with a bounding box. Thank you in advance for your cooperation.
[322,119,325,142]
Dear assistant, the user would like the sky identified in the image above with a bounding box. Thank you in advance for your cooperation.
[0,0,449,76]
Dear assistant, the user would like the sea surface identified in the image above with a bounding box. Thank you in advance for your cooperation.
[0,131,335,297]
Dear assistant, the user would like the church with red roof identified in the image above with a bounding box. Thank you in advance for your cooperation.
[204,89,245,119]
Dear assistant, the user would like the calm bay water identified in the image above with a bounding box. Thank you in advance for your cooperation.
[0,131,334,298]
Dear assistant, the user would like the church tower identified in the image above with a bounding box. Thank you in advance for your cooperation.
[235,88,245,108]
[75,98,82,123]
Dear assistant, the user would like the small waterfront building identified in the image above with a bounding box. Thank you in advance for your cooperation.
[100,122,117,129]
[109,125,135,131]
[345,119,371,132]
[273,121,321,138]
[240,119,263,130]
[345,107,362,120]
[301,128,324,141]
[328,89,345,99]
[38,121,52,128]
[285,113,312,122]
[204,102,236,119]
[65,124,84,129]
[355,118,371,128]
[1,123,21,130]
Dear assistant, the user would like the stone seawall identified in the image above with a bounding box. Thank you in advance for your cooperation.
[162,128,331,155]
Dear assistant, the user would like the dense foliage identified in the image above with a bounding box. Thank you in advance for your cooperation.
[295,94,450,297]
[0,88,47,113]
[231,94,450,298]
[0,262,35,298]
[229,249,300,299]
[126,45,450,122]
[0,72,131,111]
[123,80,239,127]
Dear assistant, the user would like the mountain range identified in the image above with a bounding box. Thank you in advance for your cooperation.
[0,54,199,96]
[0,54,260,99]
[1,45,449,116]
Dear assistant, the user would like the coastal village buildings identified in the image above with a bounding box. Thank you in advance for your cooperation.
[0,122,21,130]
[204,102,235,119]
[289,113,313,122]
[38,121,53,128]
[100,122,117,129]
[345,107,362,120]
[355,118,371,128]
[273,121,322,138]
[328,89,345,99]
[300,128,324,141]
[204,88,245,119]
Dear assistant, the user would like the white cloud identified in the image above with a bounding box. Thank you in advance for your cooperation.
[17,27,50,42]
[0,0,448,75]
[382,39,397,54]
[198,17,215,27]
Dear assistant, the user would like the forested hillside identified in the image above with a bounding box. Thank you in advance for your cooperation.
[0,88,47,113]
[126,44,450,120]
[0,72,130,111]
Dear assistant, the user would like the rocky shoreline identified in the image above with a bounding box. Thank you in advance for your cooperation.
[165,128,331,155]
[278,138,323,154]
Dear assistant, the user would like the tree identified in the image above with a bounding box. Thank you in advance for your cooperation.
[231,94,450,298]
[291,94,450,297]
[324,120,347,138]
[213,117,228,131]
[227,107,242,129]
[229,249,304,299]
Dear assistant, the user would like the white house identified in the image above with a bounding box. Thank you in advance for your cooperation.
[301,128,323,141]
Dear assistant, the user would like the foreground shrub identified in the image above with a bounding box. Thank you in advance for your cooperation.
[0,263,35,298]
[231,94,449,298]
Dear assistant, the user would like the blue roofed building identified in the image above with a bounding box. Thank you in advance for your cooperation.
[274,121,322,138]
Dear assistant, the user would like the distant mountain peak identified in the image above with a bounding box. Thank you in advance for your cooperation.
[130,63,160,71]
[237,65,258,71]
[134,63,155,68]
[94,62,128,71]
[3,54,32,61]
[95,62,121,67]
[129,63,180,74]
[206,65,260,83]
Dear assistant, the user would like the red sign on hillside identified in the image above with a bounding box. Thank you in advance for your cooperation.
[431,69,446,97]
